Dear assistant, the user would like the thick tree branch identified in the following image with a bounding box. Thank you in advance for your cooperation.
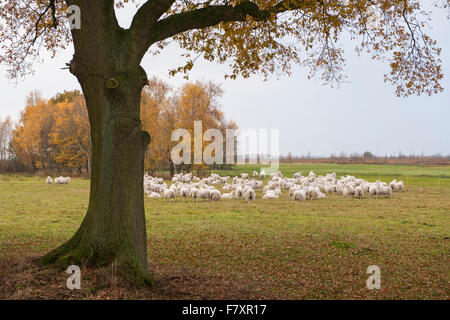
[147,1,289,43]
[131,0,312,61]
[129,0,176,40]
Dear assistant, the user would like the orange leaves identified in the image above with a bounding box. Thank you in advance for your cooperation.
[11,90,90,172]
[145,0,445,96]
[140,77,236,172]
[50,95,90,169]
[0,0,446,96]
[0,0,71,78]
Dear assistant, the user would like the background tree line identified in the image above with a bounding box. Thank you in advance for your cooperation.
[0,77,237,176]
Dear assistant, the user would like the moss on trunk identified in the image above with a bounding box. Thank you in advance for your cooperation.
[40,66,151,286]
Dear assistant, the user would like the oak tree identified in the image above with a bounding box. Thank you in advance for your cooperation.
[0,0,448,284]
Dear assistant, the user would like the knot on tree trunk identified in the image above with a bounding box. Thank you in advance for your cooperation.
[106,78,119,89]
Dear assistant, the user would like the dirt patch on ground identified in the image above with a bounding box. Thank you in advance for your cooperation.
[0,252,278,300]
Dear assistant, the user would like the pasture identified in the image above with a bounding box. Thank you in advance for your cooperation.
[0,163,449,299]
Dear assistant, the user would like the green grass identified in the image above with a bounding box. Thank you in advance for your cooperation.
[215,163,450,187]
[0,164,449,299]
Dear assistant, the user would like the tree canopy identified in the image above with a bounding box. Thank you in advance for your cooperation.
[0,0,448,96]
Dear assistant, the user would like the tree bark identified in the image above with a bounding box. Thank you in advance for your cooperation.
[40,66,151,285]
[40,0,152,285]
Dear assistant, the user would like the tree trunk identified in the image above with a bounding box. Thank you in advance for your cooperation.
[38,0,155,285]
[169,159,175,178]
[40,63,151,285]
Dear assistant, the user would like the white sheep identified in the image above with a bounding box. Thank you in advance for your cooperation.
[389,179,397,190]
[221,191,235,199]
[46,176,53,184]
[147,192,162,199]
[293,172,302,179]
[263,189,281,199]
[260,170,266,180]
[190,187,200,201]
[395,181,404,192]
[180,186,190,201]
[307,187,325,200]
[368,185,379,198]
[379,186,393,198]
[55,176,71,185]
[343,185,355,197]
[235,186,245,200]
[289,186,300,199]
[210,189,221,202]
[262,191,278,200]
[199,188,211,201]
[354,186,364,199]
[292,190,306,202]
[244,188,256,203]
[163,188,177,200]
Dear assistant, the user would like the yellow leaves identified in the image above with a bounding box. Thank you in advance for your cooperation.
[0,0,446,96]
[154,0,444,96]
[141,77,236,171]
[11,90,90,171]
[0,0,71,78]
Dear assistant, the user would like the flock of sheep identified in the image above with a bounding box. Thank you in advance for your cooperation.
[43,170,405,203]
[46,176,71,185]
[143,170,405,203]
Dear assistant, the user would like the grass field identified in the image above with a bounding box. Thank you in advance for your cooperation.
[0,163,449,299]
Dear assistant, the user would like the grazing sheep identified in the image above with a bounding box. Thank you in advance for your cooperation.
[163,188,177,200]
[289,186,300,199]
[292,190,306,202]
[235,186,245,200]
[307,187,325,200]
[361,184,370,193]
[263,189,281,199]
[180,187,190,201]
[46,176,53,184]
[272,189,282,197]
[254,181,263,189]
[389,179,397,190]
[190,188,200,201]
[253,171,259,178]
[293,172,302,179]
[210,189,221,202]
[262,191,278,200]
[200,188,211,201]
[379,186,393,198]
[221,191,235,199]
[343,185,355,197]
[148,192,162,199]
[395,181,404,192]
[244,188,256,203]
[55,176,70,185]
[368,185,379,198]
[354,186,364,199]
[241,173,249,180]
[260,170,266,180]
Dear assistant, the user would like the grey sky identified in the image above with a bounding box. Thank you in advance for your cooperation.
[0,3,449,157]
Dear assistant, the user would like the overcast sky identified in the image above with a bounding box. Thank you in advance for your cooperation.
[0,2,449,157]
